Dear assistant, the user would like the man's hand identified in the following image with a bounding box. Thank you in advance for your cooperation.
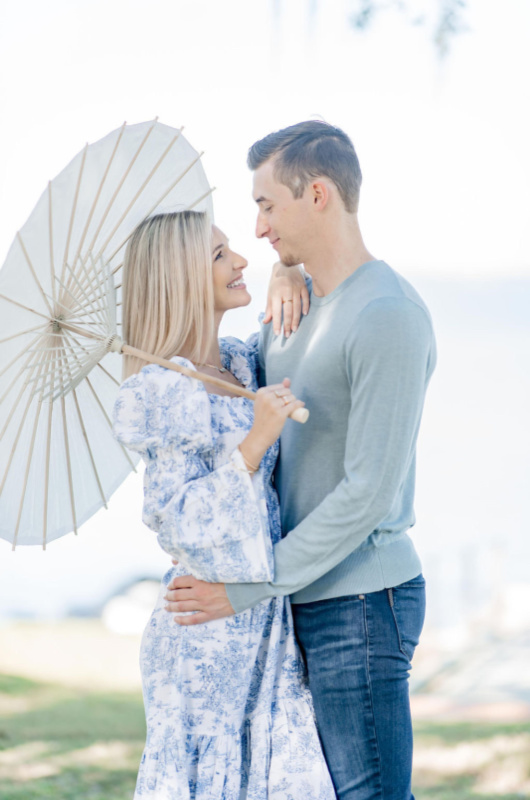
[164,574,235,626]
[264,262,309,338]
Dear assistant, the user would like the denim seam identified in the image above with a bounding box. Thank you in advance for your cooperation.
[387,587,406,658]
[363,596,384,799]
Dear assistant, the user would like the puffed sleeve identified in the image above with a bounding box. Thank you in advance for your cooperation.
[113,360,273,584]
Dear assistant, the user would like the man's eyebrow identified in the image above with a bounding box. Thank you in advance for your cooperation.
[254,195,269,205]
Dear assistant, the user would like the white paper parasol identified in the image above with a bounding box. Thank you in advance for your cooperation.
[0,119,216,548]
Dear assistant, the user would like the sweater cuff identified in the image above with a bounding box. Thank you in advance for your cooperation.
[226,580,274,613]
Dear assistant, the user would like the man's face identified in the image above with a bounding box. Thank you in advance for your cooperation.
[252,159,314,267]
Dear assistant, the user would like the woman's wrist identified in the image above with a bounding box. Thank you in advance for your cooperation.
[239,435,267,474]
[238,449,259,474]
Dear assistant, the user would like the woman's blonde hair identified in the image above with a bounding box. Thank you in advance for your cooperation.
[122,210,214,378]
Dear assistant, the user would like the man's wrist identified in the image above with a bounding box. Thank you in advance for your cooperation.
[226,581,272,614]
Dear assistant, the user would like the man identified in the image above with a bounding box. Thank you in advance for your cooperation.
[165,121,436,799]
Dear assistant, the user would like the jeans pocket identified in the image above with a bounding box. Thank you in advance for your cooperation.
[388,574,426,662]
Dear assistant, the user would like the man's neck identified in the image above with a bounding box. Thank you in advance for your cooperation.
[303,217,375,297]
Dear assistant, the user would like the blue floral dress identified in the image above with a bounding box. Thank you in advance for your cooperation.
[113,336,335,800]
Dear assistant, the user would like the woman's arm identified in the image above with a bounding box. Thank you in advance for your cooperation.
[113,365,304,586]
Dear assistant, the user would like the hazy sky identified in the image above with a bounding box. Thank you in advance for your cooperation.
[0,1,528,628]
[0,0,529,279]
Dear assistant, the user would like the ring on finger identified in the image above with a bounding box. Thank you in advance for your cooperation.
[282,298,293,303]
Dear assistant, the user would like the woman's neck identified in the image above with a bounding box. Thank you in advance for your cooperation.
[191,313,223,368]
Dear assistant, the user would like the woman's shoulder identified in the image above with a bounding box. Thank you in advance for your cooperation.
[113,358,211,453]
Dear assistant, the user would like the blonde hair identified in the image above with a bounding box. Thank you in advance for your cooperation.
[122,211,214,378]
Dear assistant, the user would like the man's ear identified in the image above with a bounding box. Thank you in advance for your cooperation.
[311,179,330,211]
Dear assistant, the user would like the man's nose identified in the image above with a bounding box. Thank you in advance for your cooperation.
[255,213,269,239]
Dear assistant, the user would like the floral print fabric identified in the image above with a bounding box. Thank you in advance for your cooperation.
[113,336,335,800]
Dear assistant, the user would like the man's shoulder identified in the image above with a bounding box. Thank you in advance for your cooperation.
[350,261,432,323]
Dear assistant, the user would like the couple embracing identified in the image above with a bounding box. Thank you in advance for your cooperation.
[113,120,436,800]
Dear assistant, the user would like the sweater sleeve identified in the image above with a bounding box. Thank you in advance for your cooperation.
[227,296,435,611]
[113,362,274,584]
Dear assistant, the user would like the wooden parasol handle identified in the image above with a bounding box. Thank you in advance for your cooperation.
[121,344,309,424]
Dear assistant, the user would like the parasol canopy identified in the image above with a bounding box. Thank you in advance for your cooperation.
[0,120,214,548]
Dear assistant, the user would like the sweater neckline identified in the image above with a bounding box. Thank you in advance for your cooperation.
[309,260,382,307]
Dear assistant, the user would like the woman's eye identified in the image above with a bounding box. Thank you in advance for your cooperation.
[215,250,224,261]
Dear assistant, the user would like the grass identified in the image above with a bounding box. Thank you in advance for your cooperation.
[1,672,529,799]
[0,673,145,800]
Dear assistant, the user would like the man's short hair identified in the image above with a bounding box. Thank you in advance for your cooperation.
[247,121,362,213]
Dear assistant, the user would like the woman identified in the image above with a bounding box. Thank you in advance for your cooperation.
[113,210,335,800]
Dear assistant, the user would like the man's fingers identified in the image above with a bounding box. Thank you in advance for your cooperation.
[175,612,211,627]
[167,574,195,591]
[164,588,196,603]
[166,600,202,614]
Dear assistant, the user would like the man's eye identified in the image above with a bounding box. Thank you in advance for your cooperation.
[265,206,272,213]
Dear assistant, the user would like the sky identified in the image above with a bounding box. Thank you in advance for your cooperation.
[0,0,529,632]
[0,0,529,280]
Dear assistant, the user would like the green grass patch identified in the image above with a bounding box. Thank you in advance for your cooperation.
[2,670,530,799]
[0,672,145,800]
[414,718,530,744]
[0,674,41,695]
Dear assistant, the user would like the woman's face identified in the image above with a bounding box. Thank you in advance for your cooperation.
[211,226,251,313]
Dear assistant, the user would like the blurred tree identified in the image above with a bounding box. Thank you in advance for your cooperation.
[273,0,468,59]
[349,0,468,57]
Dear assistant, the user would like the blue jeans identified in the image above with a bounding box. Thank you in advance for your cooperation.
[292,574,426,800]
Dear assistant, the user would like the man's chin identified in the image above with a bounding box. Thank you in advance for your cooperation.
[280,254,302,268]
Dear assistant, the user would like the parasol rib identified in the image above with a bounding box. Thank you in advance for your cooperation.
[84,119,158,262]
[48,182,56,304]
[42,358,57,548]
[0,292,53,322]
[72,387,107,510]
[0,344,44,411]
[60,144,88,288]
[44,290,107,339]
[56,344,77,534]
[61,260,108,330]
[68,122,127,283]
[0,334,44,382]
[55,270,107,331]
[16,233,54,316]
[0,354,48,497]
[12,349,54,549]
[60,329,121,387]
[187,186,216,210]
[0,324,48,346]
[60,335,109,508]
[97,361,120,387]
[75,253,112,328]
[106,144,211,267]
[94,129,183,263]
[84,375,137,473]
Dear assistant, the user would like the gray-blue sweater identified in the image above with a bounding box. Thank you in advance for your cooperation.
[227,260,436,613]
